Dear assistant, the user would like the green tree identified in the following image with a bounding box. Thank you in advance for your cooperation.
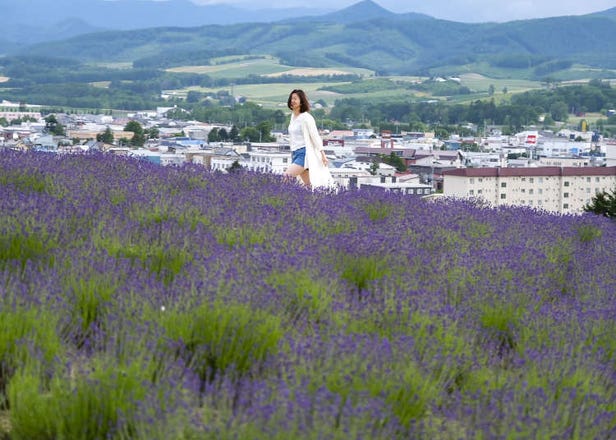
[97,126,115,144]
[208,128,220,143]
[381,152,407,172]
[124,120,145,147]
[0,117,8,127]
[272,110,286,129]
[218,128,228,141]
[186,91,203,103]
[44,114,66,136]
[584,187,616,219]
[595,119,605,135]
[229,125,240,142]
[549,101,568,122]
[240,126,260,142]
[369,160,379,176]
[145,126,159,140]
[256,121,275,142]
[543,114,555,127]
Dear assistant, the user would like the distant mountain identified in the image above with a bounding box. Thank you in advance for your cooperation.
[306,0,396,23]
[280,0,431,24]
[0,0,331,50]
[5,0,616,79]
[2,18,104,47]
[592,6,616,17]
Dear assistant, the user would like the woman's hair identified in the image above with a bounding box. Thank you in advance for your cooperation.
[287,89,310,113]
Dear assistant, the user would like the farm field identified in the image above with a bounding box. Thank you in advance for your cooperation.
[164,55,382,107]
[166,55,373,80]
[162,56,551,108]
[171,82,350,108]
[457,73,543,95]
[1,151,615,439]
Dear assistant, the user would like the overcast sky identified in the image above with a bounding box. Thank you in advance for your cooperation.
[191,0,616,23]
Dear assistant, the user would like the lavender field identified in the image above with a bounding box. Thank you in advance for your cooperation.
[1,150,615,439]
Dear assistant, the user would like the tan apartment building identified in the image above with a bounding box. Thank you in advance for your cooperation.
[442,166,616,214]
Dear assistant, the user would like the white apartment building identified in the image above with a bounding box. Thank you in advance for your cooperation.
[443,166,616,214]
[243,150,290,174]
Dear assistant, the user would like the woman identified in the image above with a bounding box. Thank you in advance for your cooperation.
[285,89,334,189]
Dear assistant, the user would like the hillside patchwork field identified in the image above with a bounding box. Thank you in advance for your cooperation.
[161,57,549,108]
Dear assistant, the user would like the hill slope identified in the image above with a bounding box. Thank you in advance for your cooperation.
[17,7,616,78]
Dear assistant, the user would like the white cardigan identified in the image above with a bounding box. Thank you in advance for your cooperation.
[299,112,335,189]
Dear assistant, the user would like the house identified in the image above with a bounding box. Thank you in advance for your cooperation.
[443,166,616,214]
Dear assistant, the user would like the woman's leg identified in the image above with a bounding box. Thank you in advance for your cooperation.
[285,164,311,186]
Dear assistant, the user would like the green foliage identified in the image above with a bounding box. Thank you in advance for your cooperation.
[588,319,616,364]
[157,302,283,384]
[584,186,616,219]
[226,159,243,173]
[0,230,56,273]
[576,223,603,243]
[214,224,271,248]
[266,269,336,325]
[0,306,63,408]
[124,120,145,147]
[8,355,180,440]
[44,114,65,136]
[479,303,523,359]
[60,270,122,348]
[361,200,395,222]
[133,48,243,69]
[93,226,193,286]
[337,255,392,295]
[97,126,115,143]
[411,79,472,96]
[0,169,49,194]
[542,238,575,297]
[380,152,407,172]
[383,362,440,426]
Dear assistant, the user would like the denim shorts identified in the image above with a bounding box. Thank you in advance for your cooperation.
[291,147,306,167]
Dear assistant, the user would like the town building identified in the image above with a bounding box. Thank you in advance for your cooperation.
[242,150,290,174]
[442,166,616,214]
[0,100,42,122]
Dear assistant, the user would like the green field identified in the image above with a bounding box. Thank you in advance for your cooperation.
[457,73,542,95]
[166,55,372,79]
[162,56,549,108]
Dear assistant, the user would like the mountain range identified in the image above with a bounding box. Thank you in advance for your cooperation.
[0,0,329,48]
[2,0,616,79]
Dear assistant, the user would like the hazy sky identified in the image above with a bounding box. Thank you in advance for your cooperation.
[191,0,616,23]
